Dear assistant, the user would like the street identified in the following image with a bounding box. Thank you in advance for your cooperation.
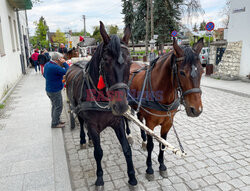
[62,82,250,191]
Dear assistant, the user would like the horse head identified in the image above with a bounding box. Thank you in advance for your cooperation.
[99,21,131,116]
[173,37,204,117]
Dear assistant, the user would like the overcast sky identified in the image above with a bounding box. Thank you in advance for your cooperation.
[27,0,227,35]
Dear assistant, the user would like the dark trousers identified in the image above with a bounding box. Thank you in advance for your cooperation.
[47,91,63,127]
[34,61,40,72]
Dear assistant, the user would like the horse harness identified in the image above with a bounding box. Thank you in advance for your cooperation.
[128,54,202,114]
[69,44,129,114]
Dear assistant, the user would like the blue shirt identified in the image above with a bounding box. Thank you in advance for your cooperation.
[44,61,69,92]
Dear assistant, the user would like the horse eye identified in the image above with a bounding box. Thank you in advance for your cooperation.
[180,71,185,77]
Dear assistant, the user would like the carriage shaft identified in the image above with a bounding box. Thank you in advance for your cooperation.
[124,108,187,157]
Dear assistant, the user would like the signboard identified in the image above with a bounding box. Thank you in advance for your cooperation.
[205,22,215,32]
[171,30,177,37]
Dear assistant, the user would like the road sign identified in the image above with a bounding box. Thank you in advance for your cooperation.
[171,30,177,37]
[205,22,215,31]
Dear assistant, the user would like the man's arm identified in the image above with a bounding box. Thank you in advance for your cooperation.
[57,60,69,76]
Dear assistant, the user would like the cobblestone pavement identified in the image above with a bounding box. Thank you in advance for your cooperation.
[62,87,250,191]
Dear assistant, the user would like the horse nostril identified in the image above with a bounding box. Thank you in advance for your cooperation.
[190,107,196,115]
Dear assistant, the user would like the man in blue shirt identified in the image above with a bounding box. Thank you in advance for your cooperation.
[44,52,69,128]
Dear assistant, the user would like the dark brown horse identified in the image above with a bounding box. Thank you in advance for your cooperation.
[126,38,204,176]
[64,47,79,60]
[65,21,137,186]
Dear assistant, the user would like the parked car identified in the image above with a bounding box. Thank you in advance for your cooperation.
[199,47,209,67]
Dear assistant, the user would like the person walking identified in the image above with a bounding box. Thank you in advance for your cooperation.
[31,49,40,73]
[58,43,68,54]
[38,49,50,75]
[44,52,69,128]
[148,48,156,62]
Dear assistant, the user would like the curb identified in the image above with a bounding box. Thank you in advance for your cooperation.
[201,85,250,98]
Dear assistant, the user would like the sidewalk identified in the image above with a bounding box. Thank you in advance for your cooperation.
[201,75,250,98]
[0,70,71,191]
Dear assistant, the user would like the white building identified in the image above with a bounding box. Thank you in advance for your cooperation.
[226,0,250,77]
[0,0,32,99]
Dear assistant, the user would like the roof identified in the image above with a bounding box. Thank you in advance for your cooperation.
[78,37,96,47]
[7,0,32,10]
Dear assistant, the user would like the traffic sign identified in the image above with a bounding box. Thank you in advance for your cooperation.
[205,22,215,31]
[171,30,178,37]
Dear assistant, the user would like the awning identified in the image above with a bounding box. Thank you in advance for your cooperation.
[8,0,33,10]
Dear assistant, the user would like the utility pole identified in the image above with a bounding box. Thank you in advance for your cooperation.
[145,0,150,56]
[82,15,86,36]
[150,0,154,39]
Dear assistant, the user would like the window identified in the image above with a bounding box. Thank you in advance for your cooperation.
[8,16,15,52]
[0,17,5,56]
[13,19,19,51]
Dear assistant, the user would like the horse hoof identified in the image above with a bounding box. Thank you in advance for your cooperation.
[128,178,137,186]
[88,140,94,147]
[127,135,134,145]
[160,170,168,178]
[95,177,104,186]
[145,173,154,181]
[80,144,87,149]
[159,163,167,171]
[142,141,147,151]
[146,167,154,175]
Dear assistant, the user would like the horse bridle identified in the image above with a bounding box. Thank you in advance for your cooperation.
[99,43,129,92]
[173,56,202,105]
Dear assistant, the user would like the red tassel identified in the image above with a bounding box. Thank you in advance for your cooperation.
[97,75,106,90]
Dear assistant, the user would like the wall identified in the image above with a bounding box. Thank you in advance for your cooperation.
[0,0,30,99]
[227,0,250,77]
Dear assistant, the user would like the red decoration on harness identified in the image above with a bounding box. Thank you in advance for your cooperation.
[97,75,106,90]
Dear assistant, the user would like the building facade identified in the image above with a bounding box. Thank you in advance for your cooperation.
[226,0,250,77]
[0,0,32,99]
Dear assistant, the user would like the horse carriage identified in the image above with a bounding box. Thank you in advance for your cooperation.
[65,21,204,187]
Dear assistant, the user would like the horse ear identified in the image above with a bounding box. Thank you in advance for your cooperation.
[193,38,204,54]
[173,37,184,57]
[100,21,110,44]
[122,25,131,45]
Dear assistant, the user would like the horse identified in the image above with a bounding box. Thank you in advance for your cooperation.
[125,37,204,177]
[65,21,137,186]
[64,47,79,60]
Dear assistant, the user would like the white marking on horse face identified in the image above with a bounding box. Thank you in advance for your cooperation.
[199,106,202,112]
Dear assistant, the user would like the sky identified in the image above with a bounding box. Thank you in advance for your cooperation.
[27,0,227,36]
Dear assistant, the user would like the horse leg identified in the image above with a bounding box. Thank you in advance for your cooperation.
[88,127,104,186]
[124,117,133,145]
[146,134,154,175]
[112,120,137,186]
[137,112,147,150]
[158,133,167,172]
[78,116,87,149]
[87,131,94,147]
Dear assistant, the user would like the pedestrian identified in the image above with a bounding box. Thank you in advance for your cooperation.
[58,43,68,54]
[31,49,40,73]
[44,52,69,128]
[38,49,50,75]
[148,48,156,62]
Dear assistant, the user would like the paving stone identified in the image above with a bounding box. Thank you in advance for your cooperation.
[229,178,246,188]
[204,175,219,185]
[173,183,189,191]
[239,176,250,184]
[217,182,233,191]
[201,185,220,191]
[214,172,231,182]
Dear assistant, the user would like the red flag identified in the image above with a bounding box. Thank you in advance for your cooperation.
[79,36,84,42]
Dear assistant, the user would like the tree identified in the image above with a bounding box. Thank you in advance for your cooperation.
[52,29,67,45]
[199,20,206,31]
[30,16,49,49]
[220,0,230,28]
[107,25,119,35]
[71,30,91,37]
[92,26,102,43]
[193,23,198,32]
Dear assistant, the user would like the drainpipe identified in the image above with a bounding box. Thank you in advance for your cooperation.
[25,10,31,56]
[16,9,26,74]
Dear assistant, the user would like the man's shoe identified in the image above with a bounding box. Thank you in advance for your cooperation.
[59,121,66,124]
[52,123,65,128]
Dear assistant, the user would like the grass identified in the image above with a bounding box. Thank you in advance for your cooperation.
[0,104,4,109]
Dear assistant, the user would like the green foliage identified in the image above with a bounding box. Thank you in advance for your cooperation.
[71,31,91,37]
[122,0,134,26]
[0,104,4,109]
[92,26,102,43]
[199,20,206,31]
[52,29,67,45]
[107,25,119,35]
[189,35,213,47]
[193,23,198,32]
[30,16,49,49]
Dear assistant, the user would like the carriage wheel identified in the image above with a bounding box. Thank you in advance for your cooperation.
[70,112,75,129]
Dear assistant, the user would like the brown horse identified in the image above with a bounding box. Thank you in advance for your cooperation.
[64,47,79,60]
[65,22,137,186]
[126,38,204,176]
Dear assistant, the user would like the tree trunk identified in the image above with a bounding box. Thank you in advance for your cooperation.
[145,0,149,56]
[150,0,154,40]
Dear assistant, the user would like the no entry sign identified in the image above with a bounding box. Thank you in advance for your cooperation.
[171,30,177,37]
[205,22,215,31]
